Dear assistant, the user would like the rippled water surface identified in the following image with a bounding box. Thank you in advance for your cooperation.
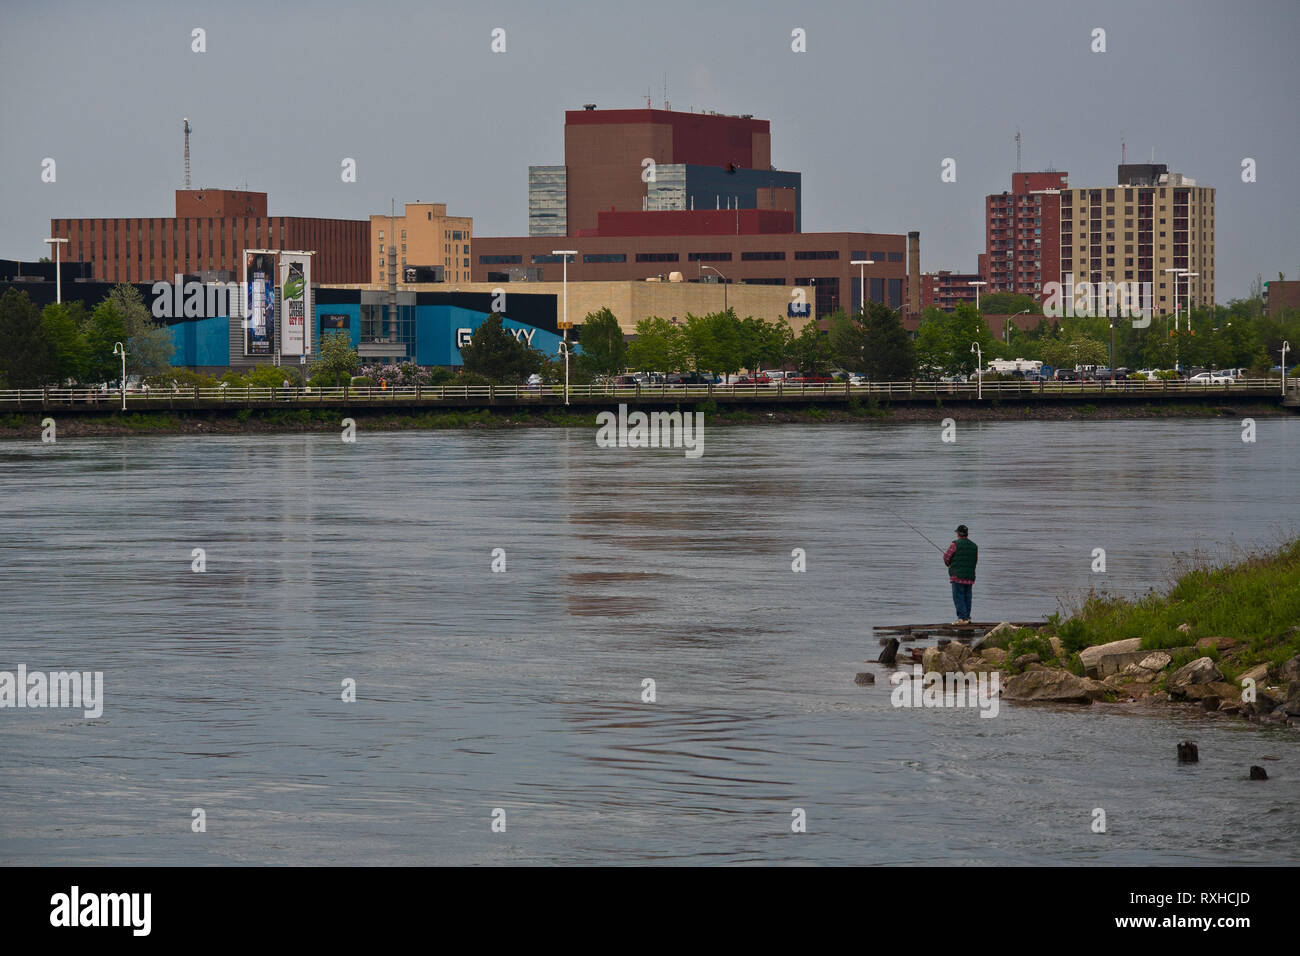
[1,418,1297,865]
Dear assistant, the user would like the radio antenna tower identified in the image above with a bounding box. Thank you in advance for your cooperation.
[183,117,192,188]
[1015,128,1022,172]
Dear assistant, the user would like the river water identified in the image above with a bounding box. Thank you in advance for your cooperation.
[1,417,1298,865]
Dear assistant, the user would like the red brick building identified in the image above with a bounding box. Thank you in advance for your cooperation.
[49,189,370,284]
[486,106,919,317]
[919,271,983,311]
[979,171,1067,301]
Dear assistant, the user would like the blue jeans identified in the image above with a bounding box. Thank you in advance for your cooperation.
[951,582,973,621]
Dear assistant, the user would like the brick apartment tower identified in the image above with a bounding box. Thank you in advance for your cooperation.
[979,171,1067,301]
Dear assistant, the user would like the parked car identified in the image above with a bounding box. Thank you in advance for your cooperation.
[1189,371,1234,384]
[734,373,772,386]
[609,374,640,387]
[785,372,834,384]
[664,372,716,386]
[1054,369,1081,382]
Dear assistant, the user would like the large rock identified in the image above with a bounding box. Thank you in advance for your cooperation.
[923,642,971,674]
[1181,681,1240,702]
[1002,668,1107,704]
[1121,651,1172,683]
[1049,636,1065,661]
[1196,636,1239,653]
[1285,682,1300,717]
[1238,663,1270,685]
[1078,638,1149,678]
[1167,657,1223,694]
[980,647,1008,664]
[975,622,1017,651]
[1271,655,1300,684]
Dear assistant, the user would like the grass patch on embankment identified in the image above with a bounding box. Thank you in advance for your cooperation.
[1049,539,1300,675]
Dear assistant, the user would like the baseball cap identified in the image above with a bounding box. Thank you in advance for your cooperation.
[955,524,969,535]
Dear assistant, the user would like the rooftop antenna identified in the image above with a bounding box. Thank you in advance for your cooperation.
[1121,130,1126,165]
[664,72,669,111]
[183,117,191,188]
[1015,128,1021,172]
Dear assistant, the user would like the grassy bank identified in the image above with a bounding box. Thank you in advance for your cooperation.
[995,540,1300,684]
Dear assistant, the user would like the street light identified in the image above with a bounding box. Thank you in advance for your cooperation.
[850,259,875,316]
[552,250,577,405]
[1005,307,1030,343]
[43,237,69,304]
[968,280,987,311]
[112,341,127,410]
[1164,267,1182,368]
[702,264,728,312]
[1283,341,1291,396]
[970,341,983,399]
[1181,271,1199,333]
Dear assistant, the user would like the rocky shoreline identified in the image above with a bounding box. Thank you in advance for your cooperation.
[0,399,1291,440]
[913,623,1300,727]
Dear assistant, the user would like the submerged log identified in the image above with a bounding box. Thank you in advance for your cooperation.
[877,638,900,665]
[1177,741,1199,763]
[854,672,875,686]
[1249,765,1268,780]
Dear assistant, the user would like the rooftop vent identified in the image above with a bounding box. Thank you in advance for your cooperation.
[583,104,596,110]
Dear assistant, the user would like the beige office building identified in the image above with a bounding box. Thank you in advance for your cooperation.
[1059,164,1214,315]
[371,202,473,286]
[326,278,814,334]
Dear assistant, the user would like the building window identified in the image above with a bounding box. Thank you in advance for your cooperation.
[688,252,732,262]
[887,252,904,262]
[794,250,839,260]
[480,255,523,264]
[634,253,679,263]
[741,251,786,261]
[583,253,627,263]
[531,254,566,264]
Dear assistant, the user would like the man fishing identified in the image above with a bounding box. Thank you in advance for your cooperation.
[943,525,978,625]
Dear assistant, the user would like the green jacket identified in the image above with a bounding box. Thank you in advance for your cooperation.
[946,538,977,582]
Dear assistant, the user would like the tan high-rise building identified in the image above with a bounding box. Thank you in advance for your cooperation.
[1059,165,1214,315]
[370,203,473,286]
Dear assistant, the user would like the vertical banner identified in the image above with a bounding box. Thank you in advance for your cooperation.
[244,251,277,356]
[280,253,312,356]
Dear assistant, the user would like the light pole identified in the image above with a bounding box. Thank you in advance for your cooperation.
[968,280,987,312]
[1164,267,1181,370]
[850,259,875,316]
[1181,271,1199,333]
[970,341,983,399]
[1005,307,1030,344]
[1108,321,1115,380]
[552,250,577,405]
[44,237,69,304]
[112,341,127,410]
[1283,341,1291,396]
[702,264,728,312]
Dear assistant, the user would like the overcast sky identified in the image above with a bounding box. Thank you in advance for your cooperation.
[2,0,1296,300]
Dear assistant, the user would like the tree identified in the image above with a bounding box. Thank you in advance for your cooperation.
[0,289,52,387]
[311,330,360,386]
[681,310,743,374]
[914,311,949,379]
[458,313,541,382]
[108,284,172,380]
[1040,330,1108,371]
[40,302,90,384]
[627,316,683,372]
[791,319,834,374]
[84,301,128,385]
[576,307,627,376]
[979,292,1036,316]
[862,302,916,380]
[827,309,869,373]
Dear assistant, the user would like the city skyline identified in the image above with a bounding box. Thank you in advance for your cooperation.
[1,0,1296,302]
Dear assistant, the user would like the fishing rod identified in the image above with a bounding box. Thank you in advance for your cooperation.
[884,508,946,554]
